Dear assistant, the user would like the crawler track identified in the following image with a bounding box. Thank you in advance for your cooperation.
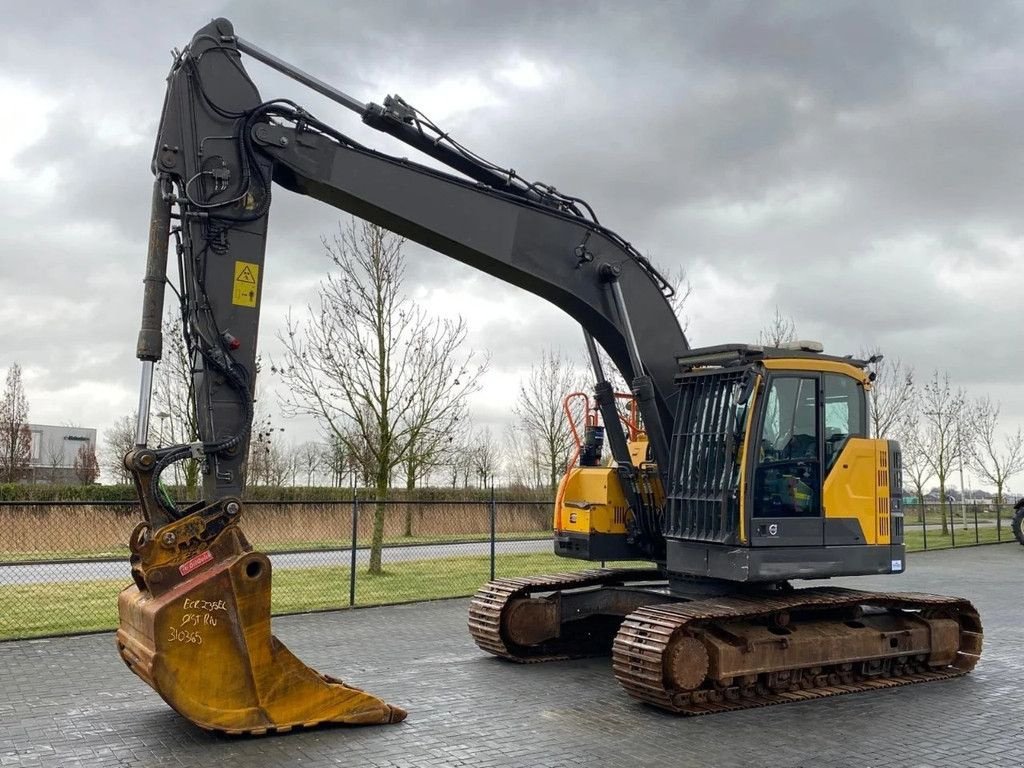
[468,568,664,662]
[612,587,982,715]
[470,573,982,716]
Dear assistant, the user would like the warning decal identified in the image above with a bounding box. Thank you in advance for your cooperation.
[179,549,214,577]
[232,261,259,307]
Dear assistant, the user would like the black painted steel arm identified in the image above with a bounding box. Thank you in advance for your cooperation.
[256,120,688,424]
[134,17,688,524]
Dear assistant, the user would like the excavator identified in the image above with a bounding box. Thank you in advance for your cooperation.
[120,18,982,734]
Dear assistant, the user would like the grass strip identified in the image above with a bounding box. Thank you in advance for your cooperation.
[902,524,1009,550]
[0,553,650,640]
[2,528,1014,641]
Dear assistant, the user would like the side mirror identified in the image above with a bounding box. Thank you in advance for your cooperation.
[736,374,756,406]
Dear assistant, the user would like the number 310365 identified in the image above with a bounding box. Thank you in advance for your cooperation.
[168,627,203,645]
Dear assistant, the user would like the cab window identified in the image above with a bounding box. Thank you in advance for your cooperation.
[823,373,865,469]
[755,376,818,516]
[760,377,817,462]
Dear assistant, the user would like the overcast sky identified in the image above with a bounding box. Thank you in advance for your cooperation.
[1,1,1021,488]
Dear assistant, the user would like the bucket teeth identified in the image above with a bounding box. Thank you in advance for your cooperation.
[117,540,405,734]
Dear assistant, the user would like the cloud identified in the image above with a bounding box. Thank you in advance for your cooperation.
[0,0,1021,486]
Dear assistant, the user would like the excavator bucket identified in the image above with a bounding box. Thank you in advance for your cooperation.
[116,517,406,735]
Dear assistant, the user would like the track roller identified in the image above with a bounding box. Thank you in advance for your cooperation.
[612,587,982,715]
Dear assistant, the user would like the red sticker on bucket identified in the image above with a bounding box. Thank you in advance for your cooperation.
[178,550,214,576]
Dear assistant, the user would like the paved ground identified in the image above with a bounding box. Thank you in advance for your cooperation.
[0,539,550,585]
[1,544,1022,768]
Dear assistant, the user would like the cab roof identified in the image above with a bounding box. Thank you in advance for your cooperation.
[675,343,874,373]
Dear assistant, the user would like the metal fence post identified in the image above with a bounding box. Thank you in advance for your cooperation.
[950,506,956,548]
[997,505,1002,541]
[489,483,496,581]
[974,504,979,544]
[349,493,358,607]
[921,509,927,550]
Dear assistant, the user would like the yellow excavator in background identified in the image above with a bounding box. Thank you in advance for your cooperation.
[121,19,981,734]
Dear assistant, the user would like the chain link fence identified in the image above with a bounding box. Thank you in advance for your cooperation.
[901,502,1019,550]
[0,498,1016,641]
[0,495,593,641]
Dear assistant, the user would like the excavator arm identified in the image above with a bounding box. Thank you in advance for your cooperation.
[119,17,686,734]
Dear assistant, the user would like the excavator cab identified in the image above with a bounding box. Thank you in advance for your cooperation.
[555,342,904,581]
[662,343,904,582]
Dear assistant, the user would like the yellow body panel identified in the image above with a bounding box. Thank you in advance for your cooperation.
[628,434,649,467]
[822,438,891,545]
[736,377,761,543]
[762,357,870,385]
[556,466,629,535]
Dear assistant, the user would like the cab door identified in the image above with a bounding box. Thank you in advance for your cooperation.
[749,374,824,546]
[822,372,871,546]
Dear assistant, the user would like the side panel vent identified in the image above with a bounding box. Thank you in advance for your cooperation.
[887,441,904,544]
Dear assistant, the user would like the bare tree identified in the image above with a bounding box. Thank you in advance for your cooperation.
[73,442,100,484]
[45,441,64,484]
[296,442,324,486]
[245,433,267,488]
[969,397,1024,529]
[276,219,486,573]
[326,435,347,487]
[325,433,366,487]
[503,423,544,488]
[400,407,472,535]
[339,416,378,487]
[513,349,587,491]
[471,426,499,488]
[895,393,933,522]
[400,327,486,493]
[0,363,31,483]
[920,370,969,535]
[103,413,137,484]
[443,432,474,489]
[285,442,303,486]
[264,441,292,487]
[662,264,693,333]
[862,348,915,438]
[152,316,200,493]
[757,306,798,347]
[245,405,284,487]
[398,361,478,534]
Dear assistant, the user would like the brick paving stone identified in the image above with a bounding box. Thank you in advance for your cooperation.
[1,544,1022,767]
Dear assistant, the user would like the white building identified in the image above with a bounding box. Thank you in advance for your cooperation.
[27,423,98,484]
